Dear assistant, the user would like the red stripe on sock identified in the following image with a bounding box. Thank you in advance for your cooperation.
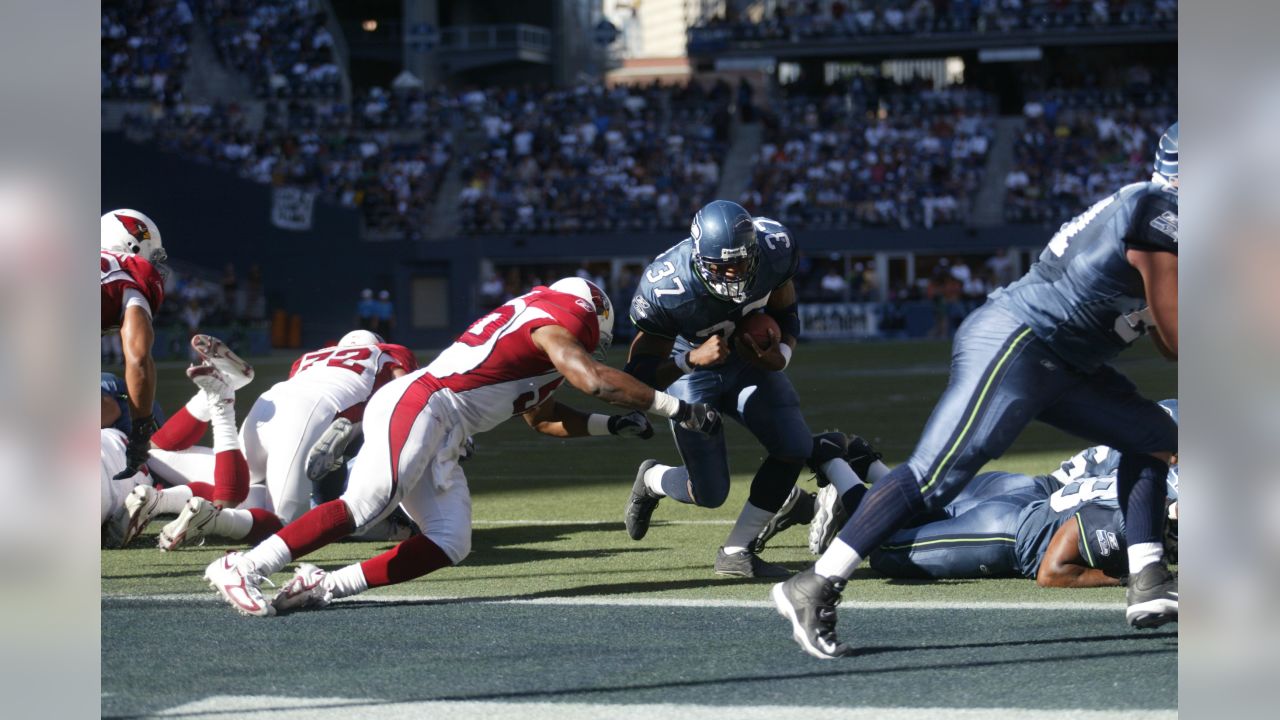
[188,482,215,500]
[212,450,249,506]
[150,407,207,451]
[277,500,355,560]
[244,508,284,544]
[360,535,452,589]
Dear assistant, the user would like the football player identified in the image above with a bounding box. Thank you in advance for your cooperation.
[622,200,874,577]
[203,277,720,616]
[101,209,168,480]
[101,372,165,435]
[776,124,1181,658]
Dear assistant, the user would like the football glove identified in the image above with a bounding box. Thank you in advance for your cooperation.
[674,401,721,435]
[608,411,654,439]
[113,414,158,480]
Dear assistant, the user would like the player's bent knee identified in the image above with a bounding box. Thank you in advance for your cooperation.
[428,528,471,565]
[340,485,396,528]
[691,483,729,509]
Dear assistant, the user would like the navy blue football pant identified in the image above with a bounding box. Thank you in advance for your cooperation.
[660,356,812,511]
[837,304,1177,556]
[869,471,1048,579]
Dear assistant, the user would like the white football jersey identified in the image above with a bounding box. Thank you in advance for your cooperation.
[284,342,417,421]
[418,287,599,436]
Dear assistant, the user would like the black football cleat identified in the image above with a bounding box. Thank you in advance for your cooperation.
[714,547,790,578]
[751,486,817,554]
[772,568,852,659]
[625,459,663,541]
[844,434,884,481]
[1126,563,1178,629]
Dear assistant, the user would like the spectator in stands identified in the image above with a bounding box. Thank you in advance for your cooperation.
[356,288,377,331]
[820,264,848,301]
[480,273,506,310]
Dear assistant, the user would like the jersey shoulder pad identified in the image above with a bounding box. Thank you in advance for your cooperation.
[1125,185,1178,254]
[379,344,418,372]
[1075,502,1126,575]
[528,288,600,352]
[121,254,166,310]
[752,217,800,281]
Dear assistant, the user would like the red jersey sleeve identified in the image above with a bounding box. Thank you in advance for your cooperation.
[120,255,165,313]
[526,288,600,354]
[378,344,418,373]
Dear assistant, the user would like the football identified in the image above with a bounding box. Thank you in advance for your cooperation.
[734,312,780,362]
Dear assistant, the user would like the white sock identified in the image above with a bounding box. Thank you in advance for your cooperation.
[211,507,254,540]
[820,458,863,494]
[722,502,776,554]
[156,485,193,515]
[208,404,240,451]
[326,564,369,599]
[814,538,863,580]
[184,393,211,422]
[865,459,890,484]
[643,464,671,496]
[1128,541,1164,575]
[245,534,292,575]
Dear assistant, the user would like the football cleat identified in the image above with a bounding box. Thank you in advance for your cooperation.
[809,484,849,555]
[772,568,852,659]
[102,502,131,549]
[751,486,817,554]
[1126,563,1178,629]
[844,434,883,481]
[272,563,334,613]
[191,334,254,391]
[158,497,219,551]
[305,418,356,482]
[121,484,161,546]
[624,459,663,541]
[714,547,790,579]
[205,551,275,617]
[187,363,234,409]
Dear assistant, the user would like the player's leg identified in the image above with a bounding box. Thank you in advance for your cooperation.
[774,307,1062,658]
[262,398,336,524]
[712,369,811,577]
[1038,366,1179,627]
[205,375,432,616]
[868,474,1035,579]
[273,463,472,612]
[625,369,730,539]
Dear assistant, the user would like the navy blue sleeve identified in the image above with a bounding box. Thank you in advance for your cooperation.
[1125,191,1178,255]
[1075,503,1127,576]
[629,287,678,339]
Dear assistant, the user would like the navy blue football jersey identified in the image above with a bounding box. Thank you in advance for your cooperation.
[1014,474,1125,578]
[629,218,799,352]
[991,181,1178,372]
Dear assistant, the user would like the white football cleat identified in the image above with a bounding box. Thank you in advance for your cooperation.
[187,363,234,409]
[272,563,334,613]
[191,334,254,391]
[205,551,275,617]
[121,484,160,546]
[158,497,218,551]
[305,418,356,482]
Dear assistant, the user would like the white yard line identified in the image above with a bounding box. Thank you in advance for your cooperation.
[106,593,1123,611]
[147,696,1174,720]
[471,518,733,525]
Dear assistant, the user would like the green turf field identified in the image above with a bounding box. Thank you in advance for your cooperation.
[102,340,1177,719]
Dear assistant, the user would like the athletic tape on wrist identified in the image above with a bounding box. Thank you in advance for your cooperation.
[649,391,683,418]
[779,344,793,369]
[587,414,612,436]
[674,351,694,374]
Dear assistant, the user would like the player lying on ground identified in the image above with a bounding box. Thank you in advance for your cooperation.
[101,209,169,480]
[622,201,882,578]
[203,277,721,616]
[795,405,1178,586]
[774,123,1181,658]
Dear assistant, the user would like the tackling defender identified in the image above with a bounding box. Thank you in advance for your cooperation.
[203,278,720,616]
[775,124,1181,658]
[101,209,168,480]
[622,200,856,577]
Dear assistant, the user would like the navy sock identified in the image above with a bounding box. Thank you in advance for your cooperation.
[840,484,868,515]
[747,456,805,512]
[836,465,926,556]
[1117,453,1169,546]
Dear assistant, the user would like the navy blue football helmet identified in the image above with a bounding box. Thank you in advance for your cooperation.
[1154,122,1178,185]
[690,200,758,302]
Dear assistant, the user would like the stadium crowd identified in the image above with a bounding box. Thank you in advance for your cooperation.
[744,80,994,229]
[199,0,342,99]
[690,0,1178,45]
[456,81,732,235]
[101,0,194,102]
[1003,65,1175,223]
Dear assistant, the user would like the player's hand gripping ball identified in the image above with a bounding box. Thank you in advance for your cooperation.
[734,313,786,372]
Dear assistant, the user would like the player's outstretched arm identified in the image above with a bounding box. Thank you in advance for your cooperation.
[120,305,157,418]
[1037,519,1124,588]
[532,325,721,434]
[521,401,653,440]
[1127,248,1178,359]
[626,330,730,390]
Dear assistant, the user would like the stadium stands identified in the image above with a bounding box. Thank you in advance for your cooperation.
[198,0,342,99]
[101,0,194,102]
